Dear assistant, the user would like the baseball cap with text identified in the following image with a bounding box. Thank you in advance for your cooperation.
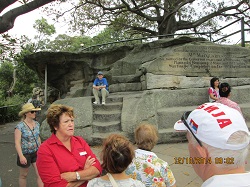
[174,102,249,150]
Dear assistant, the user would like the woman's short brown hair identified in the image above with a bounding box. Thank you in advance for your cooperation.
[46,104,74,134]
[135,123,159,151]
[101,134,135,174]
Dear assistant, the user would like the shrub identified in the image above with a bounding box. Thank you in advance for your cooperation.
[0,94,26,123]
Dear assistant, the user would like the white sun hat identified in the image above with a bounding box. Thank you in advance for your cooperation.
[174,102,249,150]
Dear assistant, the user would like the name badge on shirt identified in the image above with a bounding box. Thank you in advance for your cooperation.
[79,151,87,156]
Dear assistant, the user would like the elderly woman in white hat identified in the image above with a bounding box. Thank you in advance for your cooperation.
[14,103,43,187]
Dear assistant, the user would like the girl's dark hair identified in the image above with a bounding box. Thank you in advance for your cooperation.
[210,77,219,88]
[219,82,231,97]
[101,134,134,174]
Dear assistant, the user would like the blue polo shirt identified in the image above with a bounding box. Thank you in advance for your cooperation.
[93,78,109,91]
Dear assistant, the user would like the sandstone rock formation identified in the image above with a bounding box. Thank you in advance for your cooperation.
[24,36,250,145]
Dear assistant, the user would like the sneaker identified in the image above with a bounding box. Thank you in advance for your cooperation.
[93,101,99,104]
[102,101,106,105]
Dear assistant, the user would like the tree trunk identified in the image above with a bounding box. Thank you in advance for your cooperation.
[158,14,177,38]
[7,69,16,97]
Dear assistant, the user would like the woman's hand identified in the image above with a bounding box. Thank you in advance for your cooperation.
[20,155,27,165]
[61,172,76,182]
[84,156,96,169]
[61,156,96,182]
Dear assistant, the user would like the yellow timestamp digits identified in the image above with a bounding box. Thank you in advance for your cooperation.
[214,157,234,164]
[174,157,212,164]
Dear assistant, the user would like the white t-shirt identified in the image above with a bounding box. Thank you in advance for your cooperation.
[87,177,145,187]
[202,172,250,187]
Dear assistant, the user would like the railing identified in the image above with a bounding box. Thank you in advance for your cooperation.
[82,17,249,52]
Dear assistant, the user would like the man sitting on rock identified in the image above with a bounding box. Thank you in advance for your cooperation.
[92,71,109,105]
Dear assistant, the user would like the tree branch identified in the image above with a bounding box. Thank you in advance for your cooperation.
[0,0,56,34]
[177,0,246,30]
[0,0,18,13]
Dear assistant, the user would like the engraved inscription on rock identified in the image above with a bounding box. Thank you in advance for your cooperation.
[150,44,250,77]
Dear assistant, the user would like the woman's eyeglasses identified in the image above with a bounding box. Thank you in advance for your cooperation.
[30,111,37,114]
[181,111,202,147]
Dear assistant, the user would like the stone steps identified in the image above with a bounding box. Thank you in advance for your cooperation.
[109,82,142,93]
[112,75,140,83]
[92,120,121,133]
[157,105,197,129]
[93,102,123,111]
[91,96,124,145]
[239,102,250,121]
[93,110,121,122]
[91,131,127,145]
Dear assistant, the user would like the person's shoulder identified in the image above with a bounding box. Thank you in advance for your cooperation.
[128,178,145,186]
[73,136,87,144]
[15,121,24,129]
[87,177,105,186]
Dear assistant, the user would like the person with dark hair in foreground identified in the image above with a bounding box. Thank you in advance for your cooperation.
[37,104,102,187]
[87,134,145,187]
[174,102,250,187]
[216,82,243,115]
[126,123,176,187]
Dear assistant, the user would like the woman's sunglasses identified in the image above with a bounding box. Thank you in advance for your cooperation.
[181,111,203,147]
[30,111,37,114]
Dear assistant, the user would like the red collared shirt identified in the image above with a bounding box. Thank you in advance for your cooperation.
[37,134,102,187]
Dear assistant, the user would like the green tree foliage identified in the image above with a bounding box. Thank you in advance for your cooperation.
[33,18,56,52]
[46,34,93,52]
[53,0,250,39]
[45,26,142,52]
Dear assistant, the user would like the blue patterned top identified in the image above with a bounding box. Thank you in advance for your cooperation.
[15,121,40,154]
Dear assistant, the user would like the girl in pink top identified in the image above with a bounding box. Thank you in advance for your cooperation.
[208,77,220,102]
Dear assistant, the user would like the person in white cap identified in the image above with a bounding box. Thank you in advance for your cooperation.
[92,71,109,105]
[174,102,250,187]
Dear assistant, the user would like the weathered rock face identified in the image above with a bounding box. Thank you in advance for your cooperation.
[24,37,250,98]
[24,36,250,145]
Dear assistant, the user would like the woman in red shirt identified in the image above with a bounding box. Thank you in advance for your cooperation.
[36,104,102,187]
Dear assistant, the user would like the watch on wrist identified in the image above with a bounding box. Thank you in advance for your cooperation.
[76,172,80,180]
